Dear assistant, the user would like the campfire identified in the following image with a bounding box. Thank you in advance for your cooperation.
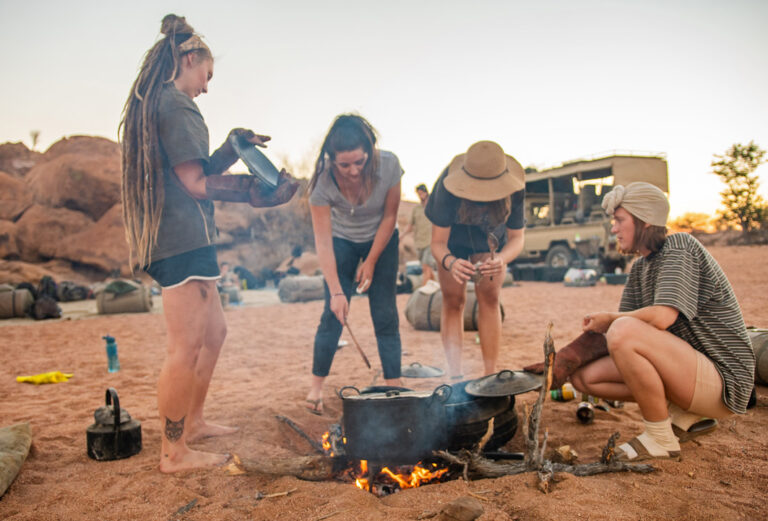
[321,427,452,496]
[228,324,657,495]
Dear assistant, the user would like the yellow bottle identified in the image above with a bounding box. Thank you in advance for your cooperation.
[550,382,575,401]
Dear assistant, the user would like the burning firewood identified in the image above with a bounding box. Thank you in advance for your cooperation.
[433,322,655,492]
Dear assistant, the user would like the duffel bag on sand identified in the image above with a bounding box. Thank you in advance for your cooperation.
[96,279,152,315]
[405,280,505,331]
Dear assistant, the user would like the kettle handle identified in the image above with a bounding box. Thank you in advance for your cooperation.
[105,387,121,430]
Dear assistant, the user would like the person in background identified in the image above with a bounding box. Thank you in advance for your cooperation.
[218,262,239,289]
[403,184,436,285]
[557,182,754,461]
[120,14,297,472]
[426,141,526,379]
[305,114,403,414]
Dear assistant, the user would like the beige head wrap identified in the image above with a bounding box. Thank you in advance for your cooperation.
[601,182,669,226]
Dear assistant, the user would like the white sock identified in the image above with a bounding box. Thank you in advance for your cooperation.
[619,418,680,458]
[668,402,702,431]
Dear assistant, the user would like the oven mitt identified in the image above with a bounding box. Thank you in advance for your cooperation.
[16,371,73,385]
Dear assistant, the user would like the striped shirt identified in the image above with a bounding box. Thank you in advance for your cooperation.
[620,233,755,413]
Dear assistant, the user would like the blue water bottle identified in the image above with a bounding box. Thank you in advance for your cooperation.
[103,335,120,373]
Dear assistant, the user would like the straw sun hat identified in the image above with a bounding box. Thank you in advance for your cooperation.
[443,141,525,202]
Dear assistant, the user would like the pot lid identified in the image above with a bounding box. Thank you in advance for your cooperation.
[229,135,281,188]
[339,384,451,402]
[465,370,543,397]
[402,362,445,379]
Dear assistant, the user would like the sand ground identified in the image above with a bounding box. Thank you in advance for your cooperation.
[1,245,766,521]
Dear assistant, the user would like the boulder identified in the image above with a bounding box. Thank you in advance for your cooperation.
[0,171,33,220]
[0,142,41,177]
[0,221,19,259]
[55,203,130,273]
[25,151,121,221]
[15,204,93,261]
[42,135,120,161]
[0,260,80,286]
[213,201,253,238]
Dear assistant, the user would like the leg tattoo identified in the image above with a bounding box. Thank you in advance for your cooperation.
[199,286,208,300]
[165,416,185,443]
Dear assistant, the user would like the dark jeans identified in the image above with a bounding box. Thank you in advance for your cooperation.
[313,229,401,379]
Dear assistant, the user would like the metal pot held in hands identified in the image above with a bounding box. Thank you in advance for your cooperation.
[340,384,452,465]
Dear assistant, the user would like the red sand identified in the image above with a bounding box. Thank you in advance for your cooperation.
[1,245,766,520]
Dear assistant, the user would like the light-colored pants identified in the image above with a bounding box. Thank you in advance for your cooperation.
[688,351,734,419]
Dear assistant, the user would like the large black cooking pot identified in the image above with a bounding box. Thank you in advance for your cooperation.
[340,384,451,465]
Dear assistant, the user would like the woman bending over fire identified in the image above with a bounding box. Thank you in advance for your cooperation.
[426,141,526,379]
[305,114,403,415]
[120,14,297,472]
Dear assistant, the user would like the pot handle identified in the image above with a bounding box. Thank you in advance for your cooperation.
[430,383,452,404]
[496,369,515,381]
[105,387,120,430]
[338,386,360,399]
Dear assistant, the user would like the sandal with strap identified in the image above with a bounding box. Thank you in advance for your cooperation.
[305,399,323,416]
[672,418,718,442]
[616,436,681,462]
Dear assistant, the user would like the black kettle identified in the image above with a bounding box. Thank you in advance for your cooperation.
[86,387,142,461]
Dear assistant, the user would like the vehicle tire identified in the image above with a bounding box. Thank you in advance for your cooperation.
[545,245,573,269]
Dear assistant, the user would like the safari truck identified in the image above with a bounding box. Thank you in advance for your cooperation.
[518,153,669,270]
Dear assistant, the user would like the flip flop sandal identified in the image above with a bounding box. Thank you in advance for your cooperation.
[305,399,323,416]
[616,437,681,462]
[672,418,718,443]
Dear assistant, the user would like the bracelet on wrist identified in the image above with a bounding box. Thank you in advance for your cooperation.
[447,256,460,271]
[331,292,345,298]
[441,253,454,270]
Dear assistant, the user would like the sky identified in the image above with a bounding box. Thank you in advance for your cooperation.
[2,0,767,218]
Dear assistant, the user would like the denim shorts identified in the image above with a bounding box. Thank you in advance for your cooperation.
[145,246,220,289]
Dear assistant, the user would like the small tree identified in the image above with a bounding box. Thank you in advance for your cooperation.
[30,130,40,151]
[711,141,767,237]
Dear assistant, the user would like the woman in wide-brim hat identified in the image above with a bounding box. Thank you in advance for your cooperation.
[425,141,526,379]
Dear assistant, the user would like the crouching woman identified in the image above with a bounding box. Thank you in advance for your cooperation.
[571,182,754,461]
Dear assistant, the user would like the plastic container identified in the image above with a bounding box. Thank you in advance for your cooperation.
[103,335,120,373]
[550,382,575,401]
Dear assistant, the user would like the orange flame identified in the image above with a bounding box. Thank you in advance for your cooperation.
[354,460,370,491]
[381,462,448,489]
[321,431,332,455]
[353,460,448,492]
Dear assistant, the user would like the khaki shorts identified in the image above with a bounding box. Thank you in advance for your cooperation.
[687,350,733,419]
[417,247,437,269]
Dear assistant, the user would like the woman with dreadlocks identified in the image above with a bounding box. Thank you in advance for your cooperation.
[425,141,526,380]
[120,14,298,472]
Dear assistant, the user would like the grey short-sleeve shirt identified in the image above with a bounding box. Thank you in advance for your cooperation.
[619,233,755,413]
[309,150,403,243]
[150,84,215,262]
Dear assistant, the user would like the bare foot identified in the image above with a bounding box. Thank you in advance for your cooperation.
[186,422,239,443]
[159,448,230,473]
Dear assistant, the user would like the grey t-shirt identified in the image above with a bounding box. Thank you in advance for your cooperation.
[619,232,755,413]
[309,150,403,243]
[151,84,215,262]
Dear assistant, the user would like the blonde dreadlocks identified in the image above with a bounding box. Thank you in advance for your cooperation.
[119,14,211,269]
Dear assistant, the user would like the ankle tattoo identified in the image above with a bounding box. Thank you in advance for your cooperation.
[165,416,185,442]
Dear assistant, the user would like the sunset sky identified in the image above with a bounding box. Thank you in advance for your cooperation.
[2,0,766,218]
